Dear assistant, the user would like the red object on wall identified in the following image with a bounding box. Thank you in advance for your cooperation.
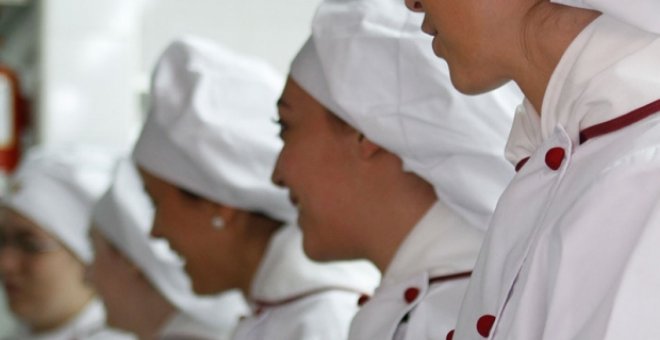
[0,64,28,174]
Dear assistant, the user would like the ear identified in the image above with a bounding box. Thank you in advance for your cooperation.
[357,133,383,160]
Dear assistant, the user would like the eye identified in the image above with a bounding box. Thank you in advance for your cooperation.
[272,117,289,139]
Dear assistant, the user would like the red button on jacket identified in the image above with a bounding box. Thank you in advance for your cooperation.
[403,287,420,303]
[545,147,565,170]
[476,314,496,337]
[357,294,370,307]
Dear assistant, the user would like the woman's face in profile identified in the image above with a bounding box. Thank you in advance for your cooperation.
[0,207,92,331]
[405,0,524,94]
[139,168,244,295]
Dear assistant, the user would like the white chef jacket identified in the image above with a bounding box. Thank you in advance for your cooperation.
[348,200,482,340]
[159,312,231,340]
[6,299,134,340]
[453,15,660,340]
[231,226,379,340]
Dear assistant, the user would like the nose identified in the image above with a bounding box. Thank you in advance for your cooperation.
[150,211,166,239]
[404,0,424,12]
[271,153,286,188]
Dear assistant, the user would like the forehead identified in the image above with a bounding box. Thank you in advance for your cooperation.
[0,206,50,238]
[138,167,177,195]
[278,78,327,117]
[279,78,354,133]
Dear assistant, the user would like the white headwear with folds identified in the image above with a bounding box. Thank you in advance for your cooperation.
[133,36,294,224]
[92,159,247,331]
[552,0,660,34]
[3,145,116,263]
[290,0,521,231]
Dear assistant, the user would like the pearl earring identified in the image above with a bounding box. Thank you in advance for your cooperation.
[211,216,225,229]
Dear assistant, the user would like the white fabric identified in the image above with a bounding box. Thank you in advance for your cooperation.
[6,299,135,340]
[250,226,379,303]
[133,36,295,224]
[3,145,116,263]
[505,16,660,165]
[454,16,660,339]
[290,0,520,231]
[552,0,660,34]
[231,290,361,340]
[93,159,247,336]
[159,312,230,340]
[233,226,380,340]
[349,201,479,340]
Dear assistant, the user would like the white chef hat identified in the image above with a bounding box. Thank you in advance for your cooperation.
[551,0,660,34]
[92,159,247,331]
[2,145,116,263]
[290,0,521,230]
[133,36,295,224]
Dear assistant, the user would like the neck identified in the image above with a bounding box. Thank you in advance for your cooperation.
[123,280,176,340]
[511,3,600,113]
[133,306,175,340]
[236,215,281,299]
[361,169,437,273]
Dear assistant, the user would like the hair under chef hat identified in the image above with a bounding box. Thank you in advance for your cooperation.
[289,0,521,231]
[92,159,247,331]
[2,145,117,263]
[551,0,660,34]
[133,36,295,224]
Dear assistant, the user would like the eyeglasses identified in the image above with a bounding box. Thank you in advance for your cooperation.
[0,230,61,255]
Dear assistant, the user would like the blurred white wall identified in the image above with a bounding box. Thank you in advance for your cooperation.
[38,0,321,149]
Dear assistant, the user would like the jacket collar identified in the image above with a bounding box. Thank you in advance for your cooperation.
[506,15,660,165]
[381,200,483,288]
[249,226,380,305]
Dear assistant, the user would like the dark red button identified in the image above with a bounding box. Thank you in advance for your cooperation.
[545,147,565,170]
[404,287,420,303]
[357,294,370,306]
[476,314,496,337]
[446,329,455,340]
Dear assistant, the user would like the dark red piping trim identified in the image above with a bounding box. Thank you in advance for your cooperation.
[579,98,660,144]
[515,157,530,172]
[253,287,365,309]
[429,271,472,285]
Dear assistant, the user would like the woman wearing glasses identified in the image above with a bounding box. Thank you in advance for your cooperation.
[0,146,132,339]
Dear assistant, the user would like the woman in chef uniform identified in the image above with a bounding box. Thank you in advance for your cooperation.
[271,0,520,339]
[0,146,132,339]
[406,0,660,339]
[88,159,247,339]
[132,36,380,340]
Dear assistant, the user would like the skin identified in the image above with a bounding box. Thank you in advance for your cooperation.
[405,0,601,112]
[87,229,174,339]
[0,207,94,333]
[139,169,279,297]
[271,78,437,272]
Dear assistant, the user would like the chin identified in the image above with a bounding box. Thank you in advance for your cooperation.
[447,62,508,95]
[302,239,332,263]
